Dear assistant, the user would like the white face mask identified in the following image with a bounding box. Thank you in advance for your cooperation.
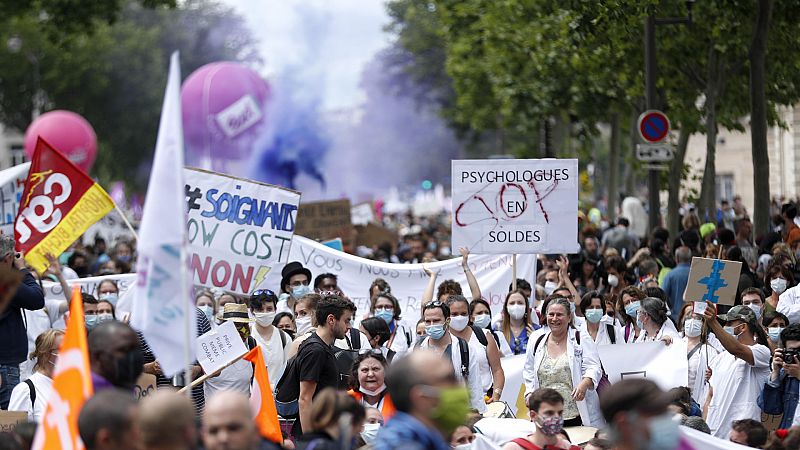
[473,313,491,329]
[607,274,619,287]
[97,313,114,324]
[295,316,312,335]
[771,278,788,294]
[449,315,469,331]
[507,304,526,321]
[544,281,558,296]
[454,445,472,450]
[747,304,762,320]
[359,384,387,397]
[254,311,276,327]
[361,423,381,445]
[683,318,702,338]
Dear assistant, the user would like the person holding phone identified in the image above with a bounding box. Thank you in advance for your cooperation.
[759,323,800,428]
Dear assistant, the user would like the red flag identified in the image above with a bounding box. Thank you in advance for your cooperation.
[243,346,282,443]
[14,137,113,272]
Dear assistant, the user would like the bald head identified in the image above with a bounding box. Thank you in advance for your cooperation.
[203,391,260,450]
[139,390,196,450]
[386,350,455,413]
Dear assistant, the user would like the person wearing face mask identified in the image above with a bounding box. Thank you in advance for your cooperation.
[762,310,789,352]
[347,352,396,421]
[370,292,413,358]
[617,287,645,343]
[96,299,116,325]
[759,323,800,429]
[83,293,101,332]
[376,350,470,450]
[278,261,313,315]
[288,294,322,358]
[634,297,680,344]
[195,289,217,326]
[502,388,580,450]
[88,321,145,392]
[599,379,680,450]
[8,329,63,421]
[602,255,629,294]
[359,317,394,360]
[501,290,535,355]
[446,295,505,402]
[416,301,486,413]
[702,303,772,438]
[676,303,718,406]
[764,263,795,314]
[470,299,512,356]
[449,421,477,450]
[357,407,384,447]
[543,269,560,297]
[740,287,766,323]
[248,289,291,386]
[578,292,617,346]
[96,279,120,308]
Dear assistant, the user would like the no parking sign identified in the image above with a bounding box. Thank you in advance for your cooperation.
[638,110,670,143]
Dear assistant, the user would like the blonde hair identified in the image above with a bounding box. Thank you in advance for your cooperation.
[31,329,64,372]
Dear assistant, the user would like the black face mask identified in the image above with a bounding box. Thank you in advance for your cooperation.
[109,348,144,388]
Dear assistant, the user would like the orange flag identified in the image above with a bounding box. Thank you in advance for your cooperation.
[243,346,282,443]
[15,137,114,273]
[32,287,94,450]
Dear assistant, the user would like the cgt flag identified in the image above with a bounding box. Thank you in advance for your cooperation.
[15,137,113,273]
[243,346,282,443]
[31,287,94,449]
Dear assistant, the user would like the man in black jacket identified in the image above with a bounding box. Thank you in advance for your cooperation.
[0,235,45,409]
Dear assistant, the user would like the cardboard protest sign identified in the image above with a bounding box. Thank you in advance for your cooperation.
[134,373,157,401]
[0,411,27,433]
[184,168,300,294]
[0,163,30,236]
[294,199,352,241]
[196,320,249,375]
[451,159,579,254]
[684,257,742,306]
[355,223,398,252]
[598,341,688,391]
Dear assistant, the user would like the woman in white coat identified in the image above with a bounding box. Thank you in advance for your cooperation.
[635,297,681,343]
[522,297,604,427]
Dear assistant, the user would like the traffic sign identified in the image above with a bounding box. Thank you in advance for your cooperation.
[638,110,670,143]
[636,143,674,162]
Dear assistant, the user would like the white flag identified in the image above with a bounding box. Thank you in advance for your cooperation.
[132,52,195,377]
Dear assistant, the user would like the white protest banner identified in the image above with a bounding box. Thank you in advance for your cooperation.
[264,236,538,328]
[42,273,137,302]
[451,159,579,254]
[0,162,30,236]
[184,168,301,294]
[498,355,529,418]
[598,341,688,391]
[196,320,248,375]
[680,425,751,450]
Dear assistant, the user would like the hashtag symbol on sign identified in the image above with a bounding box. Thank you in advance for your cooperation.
[699,260,728,303]
[185,185,202,211]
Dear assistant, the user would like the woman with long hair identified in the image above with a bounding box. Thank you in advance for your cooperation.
[501,290,535,355]
[677,302,718,406]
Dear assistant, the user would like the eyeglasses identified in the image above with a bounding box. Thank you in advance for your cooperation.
[252,289,276,297]
[358,348,384,356]
[425,300,444,308]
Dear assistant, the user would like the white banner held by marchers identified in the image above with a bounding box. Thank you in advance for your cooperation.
[263,236,538,329]
[451,159,579,254]
[0,163,31,236]
[184,168,300,295]
[598,341,688,391]
[195,320,248,375]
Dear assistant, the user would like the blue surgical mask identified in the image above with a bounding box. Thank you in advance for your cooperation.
[292,285,311,298]
[473,313,491,329]
[99,293,119,307]
[85,315,99,330]
[683,318,702,338]
[97,313,114,324]
[625,301,641,317]
[644,413,680,450]
[426,324,446,340]
[769,327,783,343]
[585,309,603,324]
[747,304,762,320]
[375,309,394,324]
[199,305,214,322]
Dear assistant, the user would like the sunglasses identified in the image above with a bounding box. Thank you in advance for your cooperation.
[252,289,276,297]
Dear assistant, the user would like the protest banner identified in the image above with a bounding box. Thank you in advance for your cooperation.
[15,138,114,273]
[196,320,249,376]
[684,257,742,306]
[264,236,537,328]
[351,202,375,225]
[134,373,157,401]
[294,199,352,241]
[598,341,688,391]
[42,273,137,302]
[0,163,30,236]
[498,354,529,418]
[184,167,301,294]
[0,411,27,432]
[451,159,579,254]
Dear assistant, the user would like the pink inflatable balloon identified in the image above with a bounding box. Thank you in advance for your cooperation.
[23,110,97,173]
[181,62,271,169]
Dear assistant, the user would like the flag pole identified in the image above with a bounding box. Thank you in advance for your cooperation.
[114,204,139,241]
[512,254,518,291]
[181,245,193,396]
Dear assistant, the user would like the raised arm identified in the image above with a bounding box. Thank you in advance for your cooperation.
[421,265,439,309]
[45,253,72,302]
[702,301,754,366]
[556,256,580,304]
[460,247,481,301]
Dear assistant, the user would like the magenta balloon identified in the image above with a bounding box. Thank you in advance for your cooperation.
[23,110,98,172]
[181,62,271,167]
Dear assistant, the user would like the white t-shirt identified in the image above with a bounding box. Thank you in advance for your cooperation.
[468,329,494,392]
[250,324,291,387]
[706,344,771,439]
[386,322,412,358]
[8,372,54,422]
[203,358,253,400]
[419,333,486,413]
[21,299,66,380]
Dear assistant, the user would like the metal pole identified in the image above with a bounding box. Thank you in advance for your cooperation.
[644,15,660,232]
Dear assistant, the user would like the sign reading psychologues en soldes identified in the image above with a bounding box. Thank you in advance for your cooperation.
[451,159,579,254]
[183,168,300,294]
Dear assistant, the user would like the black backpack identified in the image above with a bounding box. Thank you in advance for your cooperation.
[333,328,363,390]
[274,336,330,418]
[471,325,501,350]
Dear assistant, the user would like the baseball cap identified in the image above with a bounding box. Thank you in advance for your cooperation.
[718,305,757,324]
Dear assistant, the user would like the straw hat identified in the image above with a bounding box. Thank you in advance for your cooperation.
[217,303,253,323]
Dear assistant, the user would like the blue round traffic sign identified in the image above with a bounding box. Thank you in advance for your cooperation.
[638,110,670,143]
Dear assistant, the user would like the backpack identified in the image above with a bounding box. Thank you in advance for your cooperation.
[333,328,363,390]
[606,323,616,344]
[274,336,330,418]
[471,325,501,350]
[456,336,470,379]
[25,379,36,408]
